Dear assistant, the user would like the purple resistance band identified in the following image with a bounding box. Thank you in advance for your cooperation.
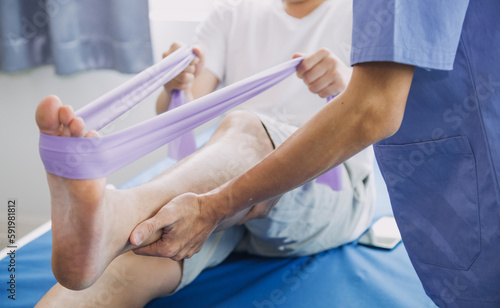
[166,90,197,160]
[39,46,341,190]
[315,94,342,190]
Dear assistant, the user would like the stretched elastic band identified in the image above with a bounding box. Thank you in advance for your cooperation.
[39,46,303,180]
[167,90,197,160]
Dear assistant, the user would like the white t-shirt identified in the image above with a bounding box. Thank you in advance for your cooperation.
[195,0,353,127]
[194,0,374,242]
[195,0,374,190]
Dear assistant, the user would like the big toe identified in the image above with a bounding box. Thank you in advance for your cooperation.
[36,95,63,135]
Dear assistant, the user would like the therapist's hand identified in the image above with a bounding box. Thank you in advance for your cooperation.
[130,192,219,261]
[163,42,205,96]
[293,48,352,99]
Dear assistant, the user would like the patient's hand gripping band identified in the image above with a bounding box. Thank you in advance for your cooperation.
[38,46,341,190]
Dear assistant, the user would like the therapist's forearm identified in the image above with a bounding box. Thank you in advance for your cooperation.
[204,62,415,221]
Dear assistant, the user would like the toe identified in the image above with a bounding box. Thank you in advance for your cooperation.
[85,130,100,138]
[69,117,86,137]
[36,95,63,135]
[59,105,75,126]
[59,106,75,137]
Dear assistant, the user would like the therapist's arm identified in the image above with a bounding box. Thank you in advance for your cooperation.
[132,61,414,259]
[208,61,415,220]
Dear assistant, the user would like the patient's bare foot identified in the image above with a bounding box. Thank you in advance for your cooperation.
[36,96,159,290]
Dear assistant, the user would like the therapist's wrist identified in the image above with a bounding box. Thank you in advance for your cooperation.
[200,185,237,225]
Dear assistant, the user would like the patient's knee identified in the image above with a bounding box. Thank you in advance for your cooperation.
[218,110,266,137]
[211,110,273,154]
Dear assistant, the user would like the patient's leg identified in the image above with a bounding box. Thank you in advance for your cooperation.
[36,95,274,290]
[36,251,181,308]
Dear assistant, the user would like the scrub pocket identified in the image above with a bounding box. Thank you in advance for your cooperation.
[375,136,480,270]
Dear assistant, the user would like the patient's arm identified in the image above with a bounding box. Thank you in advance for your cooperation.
[156,43,219,114]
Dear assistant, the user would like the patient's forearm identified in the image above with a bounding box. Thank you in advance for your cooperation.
[156,69,219,114]
[156,88,196,114]
[204,62,415,221]
[156,89,171,114]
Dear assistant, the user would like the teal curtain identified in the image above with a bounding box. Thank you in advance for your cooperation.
[0,0,153,75]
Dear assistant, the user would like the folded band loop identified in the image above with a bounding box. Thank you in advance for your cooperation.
[76,46,196,132]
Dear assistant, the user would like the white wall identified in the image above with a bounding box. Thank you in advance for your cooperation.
[0,0,215,246]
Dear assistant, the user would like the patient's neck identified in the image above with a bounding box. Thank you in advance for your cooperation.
[282,0,326,19]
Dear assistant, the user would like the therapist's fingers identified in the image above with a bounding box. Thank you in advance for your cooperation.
[176,233,207,260]
[169,241,196,261]
[130,210,172,247]
[132,230,202,260]
[132,237,180,258]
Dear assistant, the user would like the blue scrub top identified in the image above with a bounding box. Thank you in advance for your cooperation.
[352,0,500,306]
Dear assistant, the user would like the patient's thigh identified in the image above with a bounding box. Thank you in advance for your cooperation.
[241,164,372,257]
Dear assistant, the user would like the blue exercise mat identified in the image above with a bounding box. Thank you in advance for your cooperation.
[0,128,436,307]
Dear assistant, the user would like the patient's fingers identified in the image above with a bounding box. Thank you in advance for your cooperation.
[307,72,335,95]
[294,48,350,98]
[165,42,185,58]
[190,56,200,66]
[192,45,205,76]
[183,64,196,75]
[295,49,329,79]
[162,43,205,93]
[316,81,342,99]
[169,72,195,91]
